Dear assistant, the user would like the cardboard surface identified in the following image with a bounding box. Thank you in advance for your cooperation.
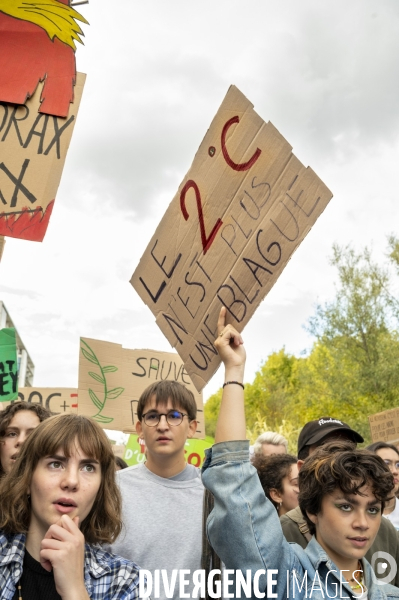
[369,407,399,444]
[124,434,213,468]
[0,2,88,117]
[112,444,126,459]
[0,235,5,261]
[78,338,205,436]
[131,86,333,391]
[0,72,85,241]
[0,388,78,414]
[0,327,18,401]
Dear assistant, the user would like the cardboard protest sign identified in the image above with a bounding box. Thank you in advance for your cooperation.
[0,388,78,414]
[0,1,88,117]
[0,73,85,241]
[78,338,205,436]
[0,328,18,401]
[0,235,5,261]
[112,444,126,459]
[369,407,399,444]
[0,327,18,401]
[124,434,213,468]
[131,86,333,392]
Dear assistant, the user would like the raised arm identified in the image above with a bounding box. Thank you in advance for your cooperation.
[214,306,246,443]
[202,308,297,600]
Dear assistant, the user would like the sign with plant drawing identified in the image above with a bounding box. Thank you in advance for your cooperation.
[78,337,204,436]
[79,339,124,425]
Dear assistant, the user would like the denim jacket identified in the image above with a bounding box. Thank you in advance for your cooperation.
[202,441,399,600]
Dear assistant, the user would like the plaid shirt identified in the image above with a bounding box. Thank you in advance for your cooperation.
[0,532,142,599]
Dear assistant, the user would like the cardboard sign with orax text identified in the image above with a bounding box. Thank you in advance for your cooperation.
[131,86,333,391]
[0,73,85,241]
[78,338,204,436]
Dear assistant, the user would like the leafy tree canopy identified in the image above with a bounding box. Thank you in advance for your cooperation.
[204,238,399,447]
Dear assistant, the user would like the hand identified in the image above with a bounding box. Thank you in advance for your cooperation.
[214,307,246,377]
[214,307,247,442]
[40,515,89,600]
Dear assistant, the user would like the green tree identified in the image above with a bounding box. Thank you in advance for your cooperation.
[308,243,399,401]
[300,242,399,440]
[204,240,399,446]
[204,388,222,438]
[388,235,399,274]
[244,349,298,431]
[246,414,300,454]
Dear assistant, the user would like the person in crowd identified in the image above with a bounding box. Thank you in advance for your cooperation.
[280,418,399,586]
[280,417,363,542]
[252,453,299,516]
[202,308,399,600]
[0,413,142,599]
[253,431,288,456]
[367,442,399,530]
[114,456,129,471]
[108,379,204,600]
[0,401,51,477]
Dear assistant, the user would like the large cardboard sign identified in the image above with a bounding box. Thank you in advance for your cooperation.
[124,434,213,468]
[369,407,399,444]
[0,388,78,414]
[112,444,126,459]
[0,73,85,241]
[78,338,205,436]
[131,86,333,391]
[0,327,18,401]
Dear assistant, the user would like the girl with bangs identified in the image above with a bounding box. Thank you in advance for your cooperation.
[0,413,142,600]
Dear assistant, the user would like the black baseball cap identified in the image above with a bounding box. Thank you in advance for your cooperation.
[297,417,364,456]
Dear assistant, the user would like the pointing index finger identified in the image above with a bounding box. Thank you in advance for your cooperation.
[217,306,227,336]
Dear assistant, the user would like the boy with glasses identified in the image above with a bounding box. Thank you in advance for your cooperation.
[109,380,203,600]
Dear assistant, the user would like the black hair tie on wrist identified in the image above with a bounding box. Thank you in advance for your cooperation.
[223,381,244,389]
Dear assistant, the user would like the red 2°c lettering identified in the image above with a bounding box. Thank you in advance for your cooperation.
[221,116,262,171]
[180,180,223,255]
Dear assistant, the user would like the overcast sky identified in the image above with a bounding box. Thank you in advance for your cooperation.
[1,0,399,430]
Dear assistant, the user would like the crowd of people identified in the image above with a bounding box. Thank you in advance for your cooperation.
[0,307,399,599]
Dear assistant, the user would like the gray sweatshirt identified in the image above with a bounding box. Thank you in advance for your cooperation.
[109,463,204,600]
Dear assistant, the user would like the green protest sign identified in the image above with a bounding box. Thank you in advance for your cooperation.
[124,434,214,468]
[0,328,18,402]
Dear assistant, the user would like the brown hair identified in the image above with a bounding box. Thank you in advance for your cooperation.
[115,456,129,470]
[299,440,395,535]
[0,401,51,476]
[366,441,399,457]
[137,380,197,422]
[0,414,122,544]
[252,453,297,510]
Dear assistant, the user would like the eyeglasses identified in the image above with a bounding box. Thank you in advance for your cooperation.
[142,410,188,427]
[383,459,399,470]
